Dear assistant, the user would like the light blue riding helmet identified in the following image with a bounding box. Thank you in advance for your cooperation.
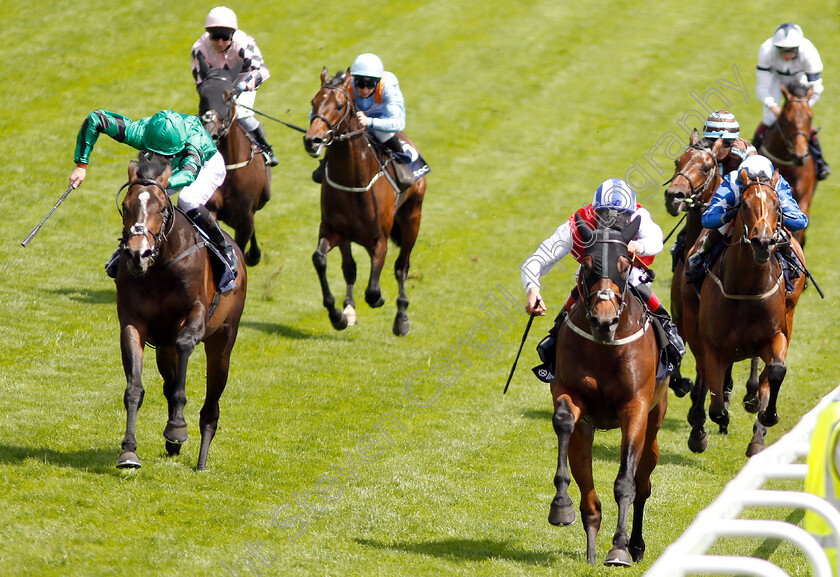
[592,178,636,213]
[351,53,384,79]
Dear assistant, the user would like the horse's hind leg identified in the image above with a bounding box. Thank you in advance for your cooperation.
[364,236,387,309]
[339,241,357,326]
[687,377,709,453]
[117,323,146,468]
[392,196,423,336]
[197,324,238,471]
[157,346,187,456]
[313,231,348,330]
[743,357,761,413]
[237,214,260,267]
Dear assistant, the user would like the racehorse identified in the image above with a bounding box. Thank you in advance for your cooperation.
[198,65,271,266]
[114,154,247,470]
[664,132,760,447]
[548,214,668,567]
[303,68,426,336]
[758,83,816,247]
[690,169,805,457]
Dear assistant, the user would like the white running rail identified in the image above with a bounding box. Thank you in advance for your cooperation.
[644,385,840,577]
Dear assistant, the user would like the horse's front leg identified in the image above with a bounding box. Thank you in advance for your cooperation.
[605,404,646,567]
[758,333,789,428]
[339,241,357,326]
[706,349,730,435]
[569,418,599,565]
[162,315,203,454]
[117,323,146,468]
[364,235,388,309]
[312,230,348,330]
[743,357,761,413]
[629,393,667,563]
[687,377,709,453]
[549,395,578,528]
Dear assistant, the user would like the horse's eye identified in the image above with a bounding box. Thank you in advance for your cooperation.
[703,166,711,173]
[336,102,345,111]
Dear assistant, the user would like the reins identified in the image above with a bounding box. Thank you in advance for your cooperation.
[759,97,812,165]
[663,145,718,212]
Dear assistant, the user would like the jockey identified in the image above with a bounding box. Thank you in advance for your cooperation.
[191,6,278,166]
[699,110,756,175]
[752,23,829,180]
[312,53,413,188]
[521,178,685,383]
[69,109,238,278]
[686,155,808,283]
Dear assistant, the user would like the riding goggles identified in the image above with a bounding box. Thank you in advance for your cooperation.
[354,76,379,90]
[209,29,234,41]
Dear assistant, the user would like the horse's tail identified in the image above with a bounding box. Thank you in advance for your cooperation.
[390,220,403,247]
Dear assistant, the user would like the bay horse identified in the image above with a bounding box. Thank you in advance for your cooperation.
[114,154,247,470]
[303,68,426,336]
[549,214,668,566]
[758,83,816,247]
[690,169,805,457]
[198,66,271,266]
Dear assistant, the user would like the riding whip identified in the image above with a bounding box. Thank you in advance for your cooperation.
[235,103,307,133]
[21,185,74,247]
[663,213,687,244]
[503,298,540,395]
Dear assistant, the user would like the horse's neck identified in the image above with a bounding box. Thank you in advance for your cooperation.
[719,218,779,291]
[156,212,200,266]
[327,129,376,183]
[684,174,721,250]
[762,122,790,161]
[221,124,251,162]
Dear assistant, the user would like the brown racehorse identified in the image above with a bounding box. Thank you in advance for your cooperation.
[303,68,426,336]
[664,130,724,397]
[758,83,816,247]
[115,154,247,470]
[549,215,668,567]
[198,66,271,266]
[690,169,805,457]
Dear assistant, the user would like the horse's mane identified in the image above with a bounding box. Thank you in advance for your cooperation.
[136,152,171,180]
[327,70,349,87]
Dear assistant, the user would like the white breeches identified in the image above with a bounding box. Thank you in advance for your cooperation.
[234,90,256,120]
[175,151,227,212]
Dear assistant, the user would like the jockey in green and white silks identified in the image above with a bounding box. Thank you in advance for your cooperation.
[805,392,840,573]
[69,109,237,277]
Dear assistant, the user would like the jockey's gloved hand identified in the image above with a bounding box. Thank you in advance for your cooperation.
[724,207,739,223]
[233,83,245,98]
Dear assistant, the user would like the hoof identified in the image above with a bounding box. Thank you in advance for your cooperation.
[393,313,410,337]
[165,441,182,456]
[164,423,188,445]
[604,548,632,567]
[117,451,142,469]
[746,442,765,457]
[244,249,261,267]
[365,291,385,308]
[343,305,357,326]
[670,377,692,398]
[758,410,780,427]
[743,392,760,413]
[629,542,645,563]
[548,502,576,526]
[328,309,348,331]
[688,428,708,453]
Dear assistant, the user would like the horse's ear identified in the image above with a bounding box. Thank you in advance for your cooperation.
[620,215,641,244]
[320,66,329,84]
[738,168,749,186]
[343,68,352,87]
[690,129,700,145]
[771,169,780,188]
[128,161,138,181]
[575,212,593,245]
[781,83,791,101]
[806,86,814,99]
[711,137,723,156]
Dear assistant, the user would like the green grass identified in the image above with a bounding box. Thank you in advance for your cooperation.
[2,1,840,575]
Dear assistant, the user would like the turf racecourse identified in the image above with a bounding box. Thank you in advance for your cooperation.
[2,1,839,575]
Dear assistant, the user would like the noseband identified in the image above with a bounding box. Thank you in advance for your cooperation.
[771,96,811,161]
[734,180,784,246]
[116,178,174,266]
[577,238,632,321]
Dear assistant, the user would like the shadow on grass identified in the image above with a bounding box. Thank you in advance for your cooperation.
[354,537,574,566]
[47,287,115,305]
[0,444,118,473]
[240,320,341,340]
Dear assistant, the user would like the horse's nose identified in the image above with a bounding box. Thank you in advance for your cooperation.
[664,190,686,216]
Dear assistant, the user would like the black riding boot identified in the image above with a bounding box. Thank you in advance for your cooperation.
[105,246,122,279]
[382,135,415,191]
[810,131,831,180]
[250,125,279,167]
[312,157,327,184]
[185,206,238,276]
[751,123,769,150]
[651,305,686,360]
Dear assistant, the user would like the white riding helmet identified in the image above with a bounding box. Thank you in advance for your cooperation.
[739,155,775,181]
[206,6,238,30]
[772,23,803,50]
[351,53,384,79]
[592,178,636,213]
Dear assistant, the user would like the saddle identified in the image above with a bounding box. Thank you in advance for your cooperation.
[371,136,431,192]
[180,214,237,295]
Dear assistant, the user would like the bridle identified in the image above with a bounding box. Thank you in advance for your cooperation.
[731,179,785,247]
[116,178,174,266]
[309,84,368,146]
[577,237,632,321]
[664,145,719,210]
[763,96,811,164]
[199,77,236,140]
